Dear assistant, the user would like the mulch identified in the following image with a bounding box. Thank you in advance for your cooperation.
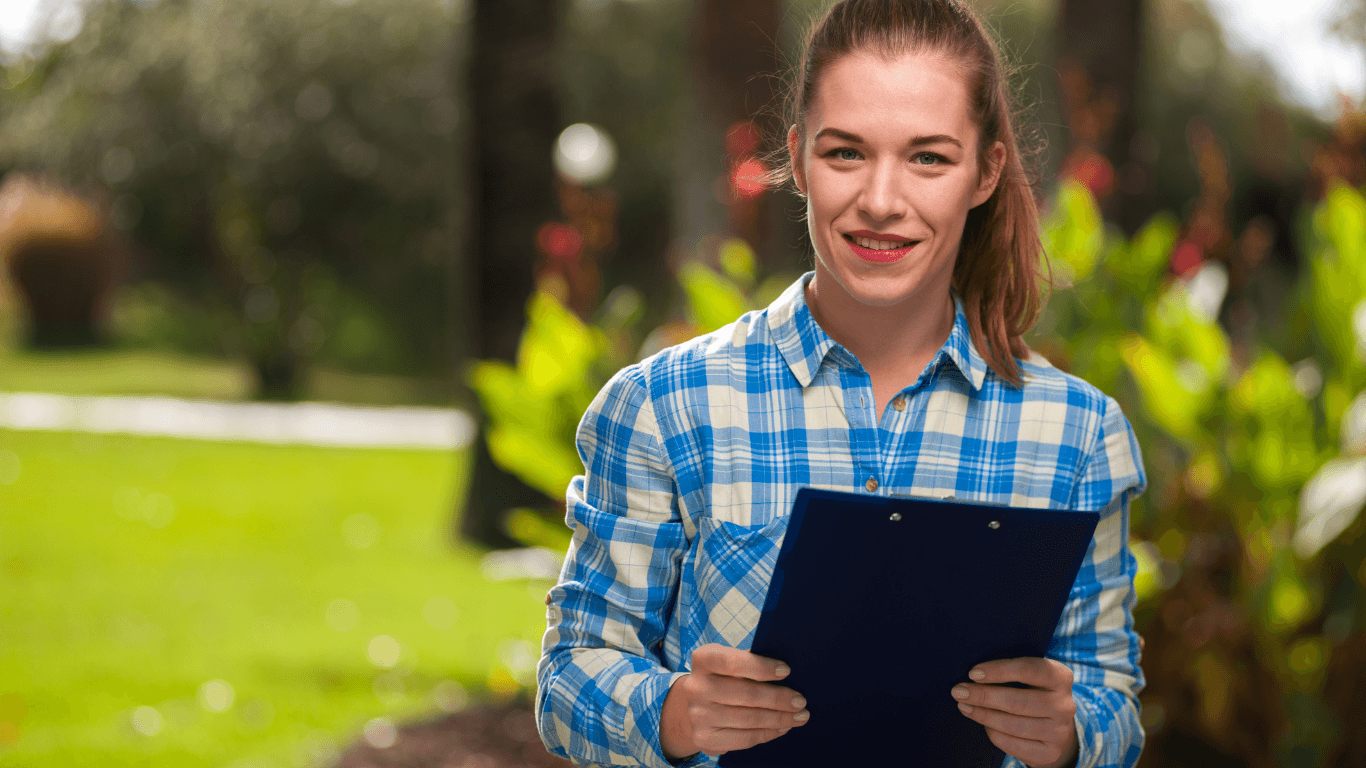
[333,698,576,768]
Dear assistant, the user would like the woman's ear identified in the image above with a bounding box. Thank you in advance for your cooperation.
[787,124,807,197]
[970,140,1007,208]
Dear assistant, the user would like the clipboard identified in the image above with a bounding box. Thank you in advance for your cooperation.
[716,487,1100,768]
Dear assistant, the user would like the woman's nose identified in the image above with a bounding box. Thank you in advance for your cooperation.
[858,162,906,222]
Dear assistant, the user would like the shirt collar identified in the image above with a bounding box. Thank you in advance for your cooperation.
[765,272,989,392]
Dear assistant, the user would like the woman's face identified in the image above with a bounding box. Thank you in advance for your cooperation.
[788,50,1005,310]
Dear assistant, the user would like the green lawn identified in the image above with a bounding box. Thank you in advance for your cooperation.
[0,429,552,767]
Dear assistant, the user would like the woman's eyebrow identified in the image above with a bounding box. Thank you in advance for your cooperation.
[813,127,963,149]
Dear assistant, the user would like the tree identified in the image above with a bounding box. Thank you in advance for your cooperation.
[1054,0,1150,235]
[456,0,563,549]
[0,0,463,398]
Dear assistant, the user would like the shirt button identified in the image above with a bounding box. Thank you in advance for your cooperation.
[544,592,553,606]
[865,477,879,492]
[892,397,907,411]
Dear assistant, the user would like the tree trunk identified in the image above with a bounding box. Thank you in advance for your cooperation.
[1055,0,1151,234]
[456,0,562,549]
[675,0,786,271]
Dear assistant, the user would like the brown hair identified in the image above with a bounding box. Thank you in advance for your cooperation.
[773,0,1046,387]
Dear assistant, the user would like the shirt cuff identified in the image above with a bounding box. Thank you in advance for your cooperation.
[627,669,702,768]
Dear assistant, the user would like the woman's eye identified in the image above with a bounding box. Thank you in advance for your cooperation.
[913,153,942,166]
[825,147,860,162]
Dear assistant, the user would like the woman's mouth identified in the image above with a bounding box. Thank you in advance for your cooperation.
[843,234,919,263]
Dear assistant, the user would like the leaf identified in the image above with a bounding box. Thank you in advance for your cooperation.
[1294,457,1366,559]
[1043,180,1104,283]
[679,262,749,333]
[718,238,757,288]
[1118,334,1205,447]
[1145,283,1231,385]
[1109,211,1178,292]
[486,423,584,501]
[518,292,597,395]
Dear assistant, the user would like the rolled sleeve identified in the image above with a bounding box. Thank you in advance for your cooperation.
[1006,395,1147,768]
[536,366,692,768]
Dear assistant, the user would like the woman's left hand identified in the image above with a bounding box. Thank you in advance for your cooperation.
[950,657,1079,768]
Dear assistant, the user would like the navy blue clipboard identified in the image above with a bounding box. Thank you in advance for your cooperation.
[716,487,1100,768]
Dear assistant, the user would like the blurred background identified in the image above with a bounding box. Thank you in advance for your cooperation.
[0,0,1363,766]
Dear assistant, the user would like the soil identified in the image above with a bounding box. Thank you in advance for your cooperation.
[333,699,576,768]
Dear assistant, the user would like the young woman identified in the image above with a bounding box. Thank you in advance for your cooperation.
[536,2,1146,767]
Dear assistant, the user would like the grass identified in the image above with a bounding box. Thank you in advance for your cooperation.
[0,428,553,767]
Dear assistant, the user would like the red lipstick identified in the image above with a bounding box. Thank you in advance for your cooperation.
[843,232,919,264]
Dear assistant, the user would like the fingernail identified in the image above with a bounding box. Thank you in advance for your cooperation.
[775,664,791,677]
[969,668,986,681]
[951,686,969,701]
[793,710,810,722]
[779,727,791,735]
[792,696,806,709]
[958,702,974,714]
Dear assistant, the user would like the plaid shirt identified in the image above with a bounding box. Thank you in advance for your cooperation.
[537,273,1147,768]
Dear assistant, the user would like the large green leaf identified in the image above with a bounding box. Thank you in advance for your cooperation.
[1108,211,1178,293]
[1118,334,1207,447]
[1309,184,1366,373]
[1230,353,1320,489]
[518,292,598,395]
[1043,180,1104,283]
[679,262,750,333]
[486,423,585,501]
[1145,284,1232,386]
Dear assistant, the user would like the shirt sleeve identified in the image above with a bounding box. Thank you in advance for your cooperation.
[1005,394,1148,768]
[535,366,700,768]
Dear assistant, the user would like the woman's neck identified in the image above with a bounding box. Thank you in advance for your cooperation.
[804,273,956,405]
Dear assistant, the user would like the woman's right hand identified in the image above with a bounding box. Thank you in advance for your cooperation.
[659,643,811,761]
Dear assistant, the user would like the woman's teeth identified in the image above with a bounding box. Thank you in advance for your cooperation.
[852,236,913,250]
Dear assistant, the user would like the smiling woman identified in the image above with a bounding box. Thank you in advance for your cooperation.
[535,3,1147,768]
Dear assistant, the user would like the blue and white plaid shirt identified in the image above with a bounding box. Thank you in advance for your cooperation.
[537,273,1146,768]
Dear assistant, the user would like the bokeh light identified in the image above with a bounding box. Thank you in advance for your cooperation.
[325,598,359,632]
[431,680,469,713]
[367,635,401,669]
[553,123,616,185]
[731,158,768,199]
[129,705,163,737]
[362,717,397,749]
[198,680,235,713]
[422,596,458,630]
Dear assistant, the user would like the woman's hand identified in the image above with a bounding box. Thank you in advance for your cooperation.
[659,644,809,760]
[951,657,1079,768]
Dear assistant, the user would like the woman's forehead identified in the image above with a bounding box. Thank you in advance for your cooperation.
[806,50,978,147]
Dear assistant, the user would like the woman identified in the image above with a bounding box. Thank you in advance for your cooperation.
[536,2,1146,767]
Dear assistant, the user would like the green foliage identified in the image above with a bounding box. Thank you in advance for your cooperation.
[1039,181,1366,761]
[468,293,607,501]
[0,0,461,382]
[1043,180,1105,283]
[472,252,787,542]
[1309,183,1366,386]
[679,261,750,334]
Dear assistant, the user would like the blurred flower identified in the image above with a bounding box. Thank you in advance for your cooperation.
[1295,457,1366,558]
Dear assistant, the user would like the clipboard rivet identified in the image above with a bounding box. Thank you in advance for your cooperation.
[889,512,902,521]
[988,520,1001,529]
